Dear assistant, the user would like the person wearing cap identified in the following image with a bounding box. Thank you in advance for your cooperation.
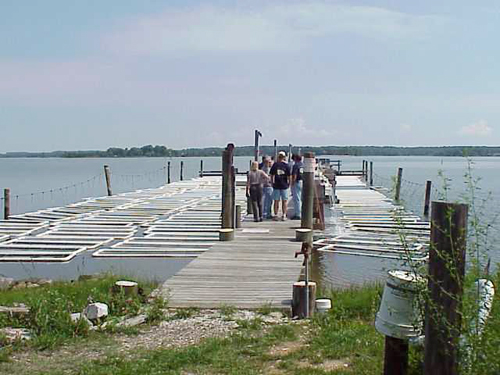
[290,154,303,220]
[269,151,291,220]
[246,161,268,222]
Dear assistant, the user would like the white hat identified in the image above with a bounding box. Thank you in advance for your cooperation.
[278,151,286,157]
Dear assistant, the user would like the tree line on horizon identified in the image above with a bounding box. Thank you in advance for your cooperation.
[2,144,500,158]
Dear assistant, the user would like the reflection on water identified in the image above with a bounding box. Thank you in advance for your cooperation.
[0,252,192,282]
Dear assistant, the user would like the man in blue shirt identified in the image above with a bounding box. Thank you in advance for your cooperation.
[290,154,303,220]
[270,151,291,220]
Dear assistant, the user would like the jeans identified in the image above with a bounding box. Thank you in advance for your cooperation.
[250,184,263,221]
[262,186,273,218]
[291,180,302,218]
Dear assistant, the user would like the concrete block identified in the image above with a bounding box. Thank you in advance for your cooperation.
[83,303,109,321]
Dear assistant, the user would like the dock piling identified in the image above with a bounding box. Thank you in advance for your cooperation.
[222,144,235,229]
[301,152,315,230]
[424,201,468,375]
[104,165,112,196]
[200,160,204,177]
[167,161,171,184]
[254,130,262,161]
[273,139,278,161]
[180,161,184,181]
[423,181,432,220]
[395,168,403,202]
[3,188,10,220]
[369,161,373,186]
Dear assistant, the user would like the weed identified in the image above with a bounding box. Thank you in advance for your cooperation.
[256,302,273,316]
[219,304,236,318]
[145,297,168,323]
[173,307,199,320]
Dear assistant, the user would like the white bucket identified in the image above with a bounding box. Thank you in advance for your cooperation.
[315,298,332,314]
[375,270,424,339]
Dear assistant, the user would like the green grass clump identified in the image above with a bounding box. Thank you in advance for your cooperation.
[0,275,158,350]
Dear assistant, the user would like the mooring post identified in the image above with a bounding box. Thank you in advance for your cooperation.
[235,205,241,228]
[3,188,10,220]
[167,161,171,184]
[104,165,112,196]
[288,144,292,163]
[199,160,204,177]
[222,144,235,229]
[231,165,236,229]
[301,152,315,230]
[424,201,468,375]
[395,167,403,202]
[369,161,373,186]
[383,336,409,375]
[254,129,261,161]
[180,161,184,181]
[423,180,432,220]
[273,139,278,161]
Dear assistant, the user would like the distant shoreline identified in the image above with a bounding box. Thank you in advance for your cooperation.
[1,145,500,158]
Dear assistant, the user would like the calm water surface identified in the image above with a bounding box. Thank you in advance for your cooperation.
[0,156,498,287]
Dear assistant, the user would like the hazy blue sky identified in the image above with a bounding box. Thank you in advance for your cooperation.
[1,1,499,152]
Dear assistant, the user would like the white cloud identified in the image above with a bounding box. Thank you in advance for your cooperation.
[102,3,445,55]
[459,120,492,137]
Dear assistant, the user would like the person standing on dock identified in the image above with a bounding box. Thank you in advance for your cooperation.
[270,151,291,220]
[246,161,268,222]
[290,154,303,220]
[261,157,274,219]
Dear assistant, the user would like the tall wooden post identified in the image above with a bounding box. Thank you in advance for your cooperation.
[222,144,235,229]
[200,160,204,177]
[167,161,171,184]
[273,139,278,161]
[424,201,468,375]
[254,130,262,162]
[104,165,112,196]
[235,205,242,228]
[180,161,184,181]
[384,336,409,375]
[288,144,292,162]
[362,160,366,180]
[301,152,315,230]
[369,161,373,186]
[3,188,10,220]
[395,167,403,202]
[423,180,432,220]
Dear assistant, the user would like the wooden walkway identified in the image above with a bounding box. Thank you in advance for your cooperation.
[156,219,304,309]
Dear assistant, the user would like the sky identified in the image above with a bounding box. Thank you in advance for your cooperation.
[1,0,500,152]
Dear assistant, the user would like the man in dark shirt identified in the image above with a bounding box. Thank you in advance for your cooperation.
[290,154,303,220]
[270,151,291,220]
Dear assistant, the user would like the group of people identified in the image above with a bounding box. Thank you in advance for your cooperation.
[246,151,303,222]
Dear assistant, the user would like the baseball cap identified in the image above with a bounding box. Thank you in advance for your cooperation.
[278,151,286,157]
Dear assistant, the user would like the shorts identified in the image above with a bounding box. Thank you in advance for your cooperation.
[273,188,289,201]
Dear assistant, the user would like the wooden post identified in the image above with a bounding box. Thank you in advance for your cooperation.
[369,161,373,186]
[104,165,112,196]
[254,130,261,162]
[167,161,171,184]
[288,144,292,163]
[395,167,403,202]
[200,160,204,177]
[301,152,315,230]
[424,201,468,375]
[384,336,409,375]
[292,281,316,319]
[235,205,241,228]
[219,228,234,241]
[273,139,278,161]
[362,160,366,180]
[221,144,235,229]
[180,161,184,181]
[3,188,10,220]
[423,180,432,221]
[231,165,236,228]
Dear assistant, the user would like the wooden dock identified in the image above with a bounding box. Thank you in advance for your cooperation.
[156,219,304,309]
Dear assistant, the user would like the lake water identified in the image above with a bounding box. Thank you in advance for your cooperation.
[1,156,498,287]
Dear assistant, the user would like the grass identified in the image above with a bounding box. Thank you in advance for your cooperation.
[4,278,500,374]
[0,274,159,351]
